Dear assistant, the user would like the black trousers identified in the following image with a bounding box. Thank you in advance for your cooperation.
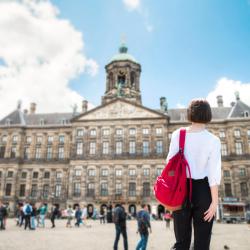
[114,224,128,250]
[172,177,214,250]
[24,215,31,230]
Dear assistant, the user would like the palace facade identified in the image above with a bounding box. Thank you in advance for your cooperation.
[0,43,250,217]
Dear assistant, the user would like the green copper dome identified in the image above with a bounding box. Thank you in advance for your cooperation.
[109,43,137,63]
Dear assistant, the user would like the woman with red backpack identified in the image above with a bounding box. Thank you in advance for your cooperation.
[167,99,221,250]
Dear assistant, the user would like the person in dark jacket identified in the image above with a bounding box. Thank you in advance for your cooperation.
[75,206,82,227]
[50,204,59,228]
[31,204,37,230]
[113,204,128,250]
[136,204,152,250]
[0,201,8,230]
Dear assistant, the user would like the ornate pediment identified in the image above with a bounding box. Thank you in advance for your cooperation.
[75,99,165,121]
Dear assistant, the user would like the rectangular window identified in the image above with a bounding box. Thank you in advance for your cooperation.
[102,129,110,136]
[19,184,26,197]
[2,135,7,143]
[43,184,49,198]
[58,146,64,159]
[31,184,37,198]
[56,172,63,179]
[116,141,122,155]
[47,147,52,159]
[115,183,122,195]
[219,131,226,138]
[168,133,172,140]
[47,136,53,143]
[143,141,149,155]
[129,183,136,196]
[142,128,149,135]
[115,169,122,176]
[235,142,243,155]
[234,129,241,138]
[247,129,250,138]
[77,129,84,137]
[101,169,108,177]
[0,146,5,158]
[88,169,96,177]
[7,171,13,178]
[156,168,163,177]
[73,183,81,197]
[143,182,150,197]
[90,129,96,136]
[129,141,136,154]
[33,172,39,179]
[156,128,162,135]
[10,147,16,158]
[224,183,232,197]
[36,136,42,144]
[223,170,230,178]
[221,143,228,156]
[59,135,64,144]
[239,168,246,177]
[24,147,30,160]
[156,140,163,154]
[76,142,83,155]
[21,172,27,179]
[116,129,123,136]
[100,183,108,196]
[55,184,62,198]
[75,169,82,177]
[5,183,12,196]
[26,136,32,144]
[143,168,150,176]
[102,142,109,154]
[35,147,41,159]
[240,182,248,197]
[44,172,50,179]
[129,169,136,176]
[12,135,18,143]
[129,128,136,135]
[87,183,95,197]
[90,142,96,155]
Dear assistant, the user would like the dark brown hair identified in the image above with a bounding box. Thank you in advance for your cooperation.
[187,99,212,123]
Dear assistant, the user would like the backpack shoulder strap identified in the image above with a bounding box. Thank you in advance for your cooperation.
[179,128,186,152]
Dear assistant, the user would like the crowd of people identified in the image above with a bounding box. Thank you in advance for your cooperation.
[0,200,173,250]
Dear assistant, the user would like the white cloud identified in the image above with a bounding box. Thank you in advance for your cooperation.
[206,77,250,107]
[176,103,186,109]
[0,0,98,119]
[123,0,140,11]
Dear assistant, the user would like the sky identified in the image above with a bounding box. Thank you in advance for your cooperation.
[0,0,250,118]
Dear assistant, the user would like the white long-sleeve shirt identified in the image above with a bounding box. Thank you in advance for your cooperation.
[166,127,221,187]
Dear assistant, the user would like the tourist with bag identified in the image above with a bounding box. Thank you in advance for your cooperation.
[155,99,221,250]
[23,201,33,230]
[113,204,128,250]
[136,204,152,250]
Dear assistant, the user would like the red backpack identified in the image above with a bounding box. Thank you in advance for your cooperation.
[154,129,192,211]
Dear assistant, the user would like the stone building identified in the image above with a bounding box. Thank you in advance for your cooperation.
[0,43,249,217]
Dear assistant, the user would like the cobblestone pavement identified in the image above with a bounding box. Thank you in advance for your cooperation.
[0,219,249,250]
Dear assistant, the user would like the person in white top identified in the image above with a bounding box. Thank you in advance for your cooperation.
[168,99,221,250]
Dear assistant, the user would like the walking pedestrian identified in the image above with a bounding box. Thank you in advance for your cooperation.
[113,204,128,250]
[136,204,152,250]
[164,211,172,229]
[66,205,74,228]
[39,203,47,228]
[75,205,82,227]
[167,99,221,250]
[50,204,59,228]
[100,206,106,224]
[31,204,37,230]
[0,201,7,230]
[23,201,32,230]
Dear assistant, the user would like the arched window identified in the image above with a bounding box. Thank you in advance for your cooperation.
[130,71,136,88]
[109,72,114,89]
